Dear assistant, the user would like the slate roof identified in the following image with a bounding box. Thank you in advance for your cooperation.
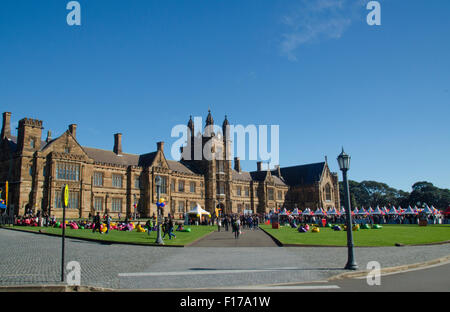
[83,147,142,166]
[272,162,325,186]
[82,147,197,175]
[167,160,196,175]
[232,170,253,182]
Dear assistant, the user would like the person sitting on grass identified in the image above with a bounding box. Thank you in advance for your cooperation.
[176,223,184,231]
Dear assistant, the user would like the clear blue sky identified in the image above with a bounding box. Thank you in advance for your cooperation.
[1,0,449,192]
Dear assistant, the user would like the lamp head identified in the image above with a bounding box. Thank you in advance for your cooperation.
[337,147,351,171]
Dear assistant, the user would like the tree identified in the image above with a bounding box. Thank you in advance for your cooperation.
[340,180,450,210]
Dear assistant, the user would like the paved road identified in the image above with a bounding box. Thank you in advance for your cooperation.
[189,228,279,247]
[1,228,450,290]
[221,261,450,292]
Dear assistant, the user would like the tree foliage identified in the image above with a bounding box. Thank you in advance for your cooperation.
[339,180,450,210]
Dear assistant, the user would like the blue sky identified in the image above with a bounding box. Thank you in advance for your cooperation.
[1,0,449,191]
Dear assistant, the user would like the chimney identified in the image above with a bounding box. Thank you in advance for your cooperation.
[157,141,164,153]
[46,130,52,143]
[69,124,77,139]
[257,161,262,172]
[114,133,122,155]
[275,165,281,177]
[1,112,11,139]
[234,157,241,172]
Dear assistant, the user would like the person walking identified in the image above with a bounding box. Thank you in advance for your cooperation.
[235,217,241,239]
[93,212,102,234]
[167,218,176,240]
[217,217,222,232]
[224,216,229,231]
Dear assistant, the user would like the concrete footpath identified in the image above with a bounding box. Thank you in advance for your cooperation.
[189,228,279,247]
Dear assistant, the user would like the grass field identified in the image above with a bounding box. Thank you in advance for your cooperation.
[260,224,450,247]
[7,225,216,247]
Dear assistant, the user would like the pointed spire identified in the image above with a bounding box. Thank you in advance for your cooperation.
[187,115,194,134]
[206,109,214,127]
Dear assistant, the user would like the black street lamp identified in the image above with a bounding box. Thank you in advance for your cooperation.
[154,175,164,245]
[337,148,358,270]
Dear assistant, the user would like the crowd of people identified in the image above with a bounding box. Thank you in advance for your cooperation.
[214,214,263,239]
[274,212,446,227]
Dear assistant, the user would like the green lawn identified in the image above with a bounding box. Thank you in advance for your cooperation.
[8,225,216,247]
[260,224,450,247]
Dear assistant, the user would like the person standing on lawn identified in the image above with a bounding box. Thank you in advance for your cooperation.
[105,214,111,234]
[145,219,153,236]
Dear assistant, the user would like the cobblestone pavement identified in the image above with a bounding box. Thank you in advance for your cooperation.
[1,228,449,290]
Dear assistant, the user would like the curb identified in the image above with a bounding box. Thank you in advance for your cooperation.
[328,254,450,281]
[0,285,116,292]
[258,227,284,247]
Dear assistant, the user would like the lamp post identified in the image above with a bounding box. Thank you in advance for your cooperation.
[337,148,358,270]
[154,175,164,245]
[133,194,137,220]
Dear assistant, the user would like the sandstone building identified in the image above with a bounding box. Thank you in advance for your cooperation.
[0,111,340,219]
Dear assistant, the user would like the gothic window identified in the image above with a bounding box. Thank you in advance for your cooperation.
[56,162,80,181]
[178,201,185,213]
[111,198,122,212]
[112,174,122,188]
[237,186,241,196]
[325,184,332,202]
[178,180,185,192]
[190,182,196,193]
[93,172,103,186]
[268,188,274,200]
[217,182,225,195]
[94,197,103,211]
[54,190,79,209]
[135,177,140,189]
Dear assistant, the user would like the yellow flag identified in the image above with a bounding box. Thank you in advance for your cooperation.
[64,185,69,208]
[5,181,8,206]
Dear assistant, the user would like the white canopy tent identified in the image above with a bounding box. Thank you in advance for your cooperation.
[187,204,211,218]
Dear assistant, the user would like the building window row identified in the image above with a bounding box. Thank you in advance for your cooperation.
[54,190,79,209]
[56,162,80,181]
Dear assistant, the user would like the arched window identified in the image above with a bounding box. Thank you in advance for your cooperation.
[325,184,332,202]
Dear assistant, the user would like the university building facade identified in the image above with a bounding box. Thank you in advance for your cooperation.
[0,111,340,219]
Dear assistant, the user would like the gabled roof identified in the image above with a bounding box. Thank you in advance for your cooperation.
[167,160,196,175]
[83,147,142,166]
[272,162,325,186]
[232,170,253,182]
